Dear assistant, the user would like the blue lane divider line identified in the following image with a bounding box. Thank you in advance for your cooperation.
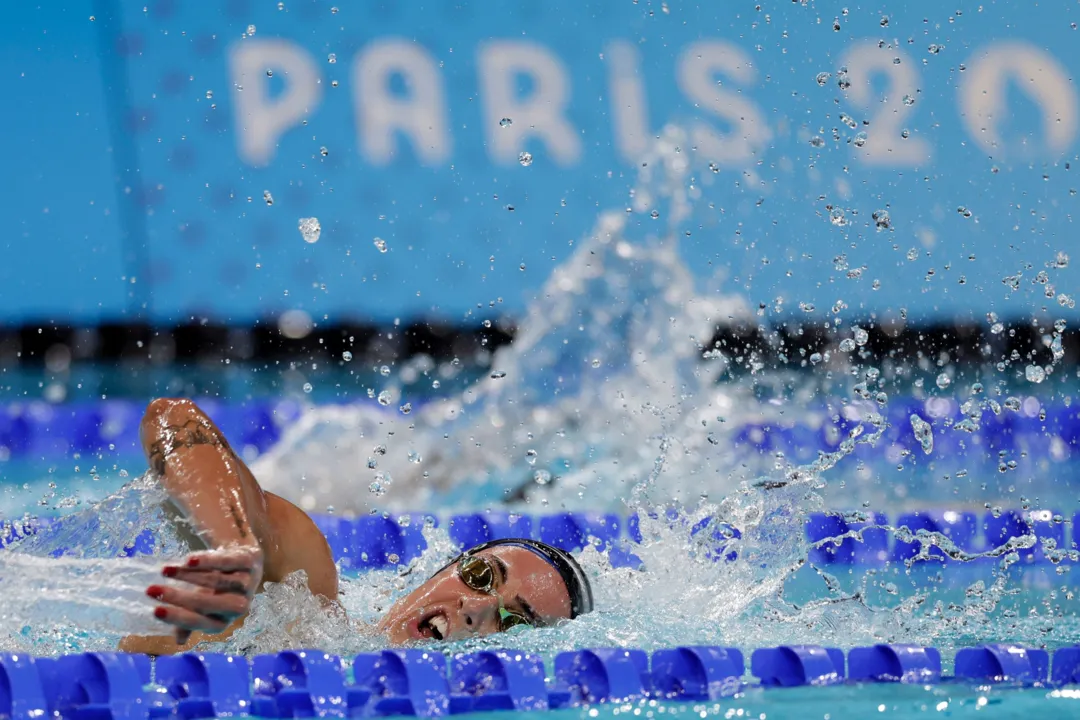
[954,644,1049,685]
[353,649,449,717]
[1051,646,1080,686]
[751,645,845,687]
[7,509,1076,573]
[551,648,652,707]
[847,645,942,684]
[650,646,744,700]
[7,644,1080,719]
[0,653,50,720]
[892,511,978,564]
[5,398,1080,461]
[36,652,149,720]
[154,653,251,719]
[251,649,353,718]
[449,650,549,713]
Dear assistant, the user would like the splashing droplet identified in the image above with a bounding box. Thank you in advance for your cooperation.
[910,415,934,455]
[298,217,321,244]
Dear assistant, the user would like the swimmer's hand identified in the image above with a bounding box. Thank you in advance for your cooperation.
[147,544,264,646]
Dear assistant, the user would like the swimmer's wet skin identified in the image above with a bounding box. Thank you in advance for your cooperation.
[118,399,592,655]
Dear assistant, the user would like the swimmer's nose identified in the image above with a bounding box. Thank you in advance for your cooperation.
[458,593,500,634]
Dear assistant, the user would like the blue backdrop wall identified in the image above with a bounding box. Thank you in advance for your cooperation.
[3,0,1078,325]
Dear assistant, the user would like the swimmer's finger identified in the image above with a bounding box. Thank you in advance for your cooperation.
[151,603,231,634]
[181,548,262,572]
[148,585,249,618]
[163,567,252,594]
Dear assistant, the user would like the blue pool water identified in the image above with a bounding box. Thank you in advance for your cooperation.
[3,137,1080,719]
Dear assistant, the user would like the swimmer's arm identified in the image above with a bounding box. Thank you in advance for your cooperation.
[119,398,338,653]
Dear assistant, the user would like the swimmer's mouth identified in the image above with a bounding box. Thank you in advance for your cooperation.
[418,611,448,641]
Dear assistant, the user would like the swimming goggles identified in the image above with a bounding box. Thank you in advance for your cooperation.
[457,554,531,632]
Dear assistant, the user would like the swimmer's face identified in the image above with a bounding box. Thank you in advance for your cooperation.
[377,546,572,644]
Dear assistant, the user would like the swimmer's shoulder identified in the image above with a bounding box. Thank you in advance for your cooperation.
[262,492,340,601]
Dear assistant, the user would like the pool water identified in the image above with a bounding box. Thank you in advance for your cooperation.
[2,134,1079,719]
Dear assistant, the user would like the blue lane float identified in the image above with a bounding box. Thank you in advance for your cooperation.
[1,398,1077,461]
[750,645,846,687]
[847,645,942,684]
[6,644,1080,719]
[8,508,1078,570]
[954,644,1050,685]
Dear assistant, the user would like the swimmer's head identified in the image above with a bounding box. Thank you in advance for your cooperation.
[378,538,593,644]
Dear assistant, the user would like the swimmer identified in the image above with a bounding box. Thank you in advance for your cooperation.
[118,399,592,655]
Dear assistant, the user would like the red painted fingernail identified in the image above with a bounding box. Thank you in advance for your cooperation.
[162,567,177,578]
[146,586,164,600]
[154,607,168,620]
[187,557,200,568]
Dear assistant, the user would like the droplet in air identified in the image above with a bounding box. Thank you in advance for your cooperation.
[533,469,552,485]
[377,390,392,405]
[298,217,321,243]
[266,69,273,77]
[331,6,339,13]
[852,131,868,148]
[650,210,660,219]
[490,370,507,379]
[247,24,256,35]
[936,373,951,390]
[319,146,328,157]
[400,403,412,415]
[910,414,934,454]
[373,237,388,252]
[1026,365,1047,384]
[526,449,538,465]
[853,327,869,346]
[902,94,916,106]
[263,190,274,206]
[499,117,513,127]
[408,451,422,464]
[518,151,533,166]
[277,1,285,9]
[591,358,601,368]
[379,365,391,377]
[872,209,891,230]
[206,90,214,99]
[815,71,831,86]
[839,338,856,352]
[342,351,353,361]
[809,136,825,147]
[328,53,337,64]
[829,208,847,226]
[519,263,526,271]
[928,43,944,54]
[302,382,313,393]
